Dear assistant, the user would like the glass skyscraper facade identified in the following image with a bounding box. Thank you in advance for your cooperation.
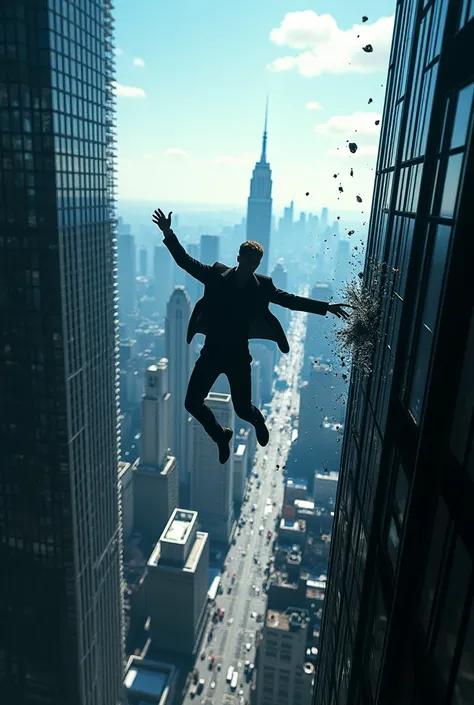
[315,2,474,705]
[0,1,123,704]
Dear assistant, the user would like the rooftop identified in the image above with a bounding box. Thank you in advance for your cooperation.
[207,391,231,404]
[124,657,175,704]
[266,608,309,632]
[235,444,246,457]
[163,509,195,544]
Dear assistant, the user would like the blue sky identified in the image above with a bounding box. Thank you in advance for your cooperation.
[115,0,396,213]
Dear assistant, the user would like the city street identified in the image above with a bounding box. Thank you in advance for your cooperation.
[182,306,308,705]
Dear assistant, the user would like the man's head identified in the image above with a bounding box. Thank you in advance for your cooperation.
[237,240,264,273]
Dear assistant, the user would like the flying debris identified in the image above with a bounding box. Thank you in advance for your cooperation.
[338,186,344,193]
[350,168,353,177]
[362,44,374,53]
[333,174,338,178]
[356,195,363,203]
[362,15,368,22]
[348,230,355,236]
[375,120,380,125]
[358,272,364,279]
[348,142,358,153]
[368,98,373,104]
[305,192,310,196]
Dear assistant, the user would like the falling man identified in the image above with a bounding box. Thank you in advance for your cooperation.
[152,208,350,464]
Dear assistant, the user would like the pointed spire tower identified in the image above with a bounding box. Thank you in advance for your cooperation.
[246,98,273,274]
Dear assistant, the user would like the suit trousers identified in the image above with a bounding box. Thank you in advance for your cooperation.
[184,343,265,442]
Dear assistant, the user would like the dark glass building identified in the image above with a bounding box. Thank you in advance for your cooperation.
[315,2,474,705]
[0,1,123,704]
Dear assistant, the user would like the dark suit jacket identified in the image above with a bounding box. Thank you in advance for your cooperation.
[163,230,329,354]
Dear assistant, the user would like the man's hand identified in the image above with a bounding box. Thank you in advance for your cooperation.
[328,302,351,319]
[152,208,172,236]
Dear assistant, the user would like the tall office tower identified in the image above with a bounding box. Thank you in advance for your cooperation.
[184,242,201,304]
[200,234,220,264]
[270,261,290,332]
[233,442,249,503]
[146,509,209,655]
[333,239,350,295]
[153,244,172,319]
[315,4,474,705]
[256,608,314,705]
[141,361,171,467]
[119,461,135,544]
[133,362,178,542]
[320,207,328,233]
[303,283,334,378]
[250,342,275,403]
[190,393,235,543]
[138,247,148,277]
[246,99,273,274]
[0,1,123,703]
[118,226,137,318]
[166,287,193,486]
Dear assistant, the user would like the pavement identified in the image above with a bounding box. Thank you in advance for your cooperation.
[181,306,309,705]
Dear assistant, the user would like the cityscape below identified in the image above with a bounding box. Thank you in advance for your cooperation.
[1,3,473,705]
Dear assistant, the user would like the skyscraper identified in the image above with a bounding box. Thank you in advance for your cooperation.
[153,244,172,318]
[200,234,220,265]
[315,3,474,705]
[270,261,290,332]
[138,247,148,277]
[0,1,123,703]
[246,99,273,274]
[184,242,201,304]
[165,287,193,486]
[117,221,137,319]
[190,392,235,543]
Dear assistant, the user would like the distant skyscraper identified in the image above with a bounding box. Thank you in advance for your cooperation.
[304,283,334,376]
[118,228,137,318]
[191,392,235,543]
[200,234,220,264]
[153,245,172,318]
[140,361,171,467]
[0,1,124,703]
[270,261,290,332]
[166,287,193,486]
[315,4,474,705]
[246,100,273,274]
[320,207,328,232]
[138,247,148,277]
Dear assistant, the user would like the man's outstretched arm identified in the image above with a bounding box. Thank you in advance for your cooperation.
[152,208,212,285]
[269,283,350,319]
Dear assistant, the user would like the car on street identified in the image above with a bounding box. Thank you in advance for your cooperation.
[245,642,252,651]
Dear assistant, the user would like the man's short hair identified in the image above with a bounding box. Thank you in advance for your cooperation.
[239,240,264,258]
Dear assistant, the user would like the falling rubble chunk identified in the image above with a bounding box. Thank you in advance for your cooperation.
[368,98,373,104]
[363,44,373,53]
[333,173,338,178]
[350,168,353,177]
[375,120,380,125]
[338,186,344,193]
[305,191,309,196]
[362,16,368,23]
[348,230,355,236]
[348,142,358,153]
[356,195,363,203]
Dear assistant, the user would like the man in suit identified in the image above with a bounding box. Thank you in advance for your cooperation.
[152,208,349,464]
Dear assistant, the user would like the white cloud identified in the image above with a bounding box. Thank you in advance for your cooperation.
[163,147,190,160]
[142,154,155,161]
[267,11,394,77]
[113,82,146,98]
[114,48,123,56]
[306,101,321,111]
[315,111,381,137]
[133,57,146,68]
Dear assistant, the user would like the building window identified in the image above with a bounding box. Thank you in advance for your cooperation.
[367,578,388,698]
[452,598,474,705]
[419,497,451,635]
[449,307,474,465]
[431,538,472,696]
[408,223,452,423]
[386,462,410,569]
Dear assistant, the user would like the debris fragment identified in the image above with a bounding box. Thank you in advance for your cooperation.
[362,15,368,22]
[375,120,380,125]
[348,230,354,236]
[368,98,373,104]
[305,191,309,196]
[362,44,373,53]
[333,174,338,178]
[350,168,353,177]
[356,195,362,203]
[348,142,358,153]
[338,186,344,193]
